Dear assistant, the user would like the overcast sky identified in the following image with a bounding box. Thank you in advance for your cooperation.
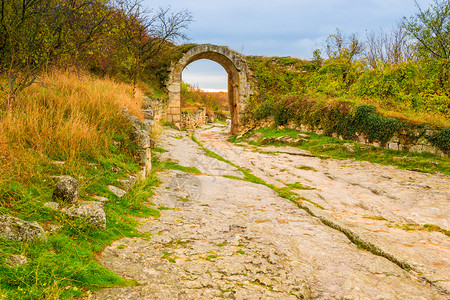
[144,0,435,91]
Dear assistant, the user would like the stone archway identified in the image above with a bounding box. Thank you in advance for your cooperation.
[166,44,251,135]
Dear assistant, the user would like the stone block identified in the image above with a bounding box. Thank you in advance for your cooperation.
[66,201,106,229]
[142,108,154,119]
[173,114,181,122]
[108,185,127,198]
[389,135,400,143]
[409,144,423,153]
[52,176,79,203]
[168,83,181,93]
[0,215,46,241]
[388,142,399,151]
[171,107,180,115]
[142,119,154,133]
[8,254,28,267]
[422,145,439,155]
[356,135,366,143]
[44,202,59,210]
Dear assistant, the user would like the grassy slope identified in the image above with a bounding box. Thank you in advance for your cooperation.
[245,56,450,127]
[230,127,450,176]
[0,71,164,299]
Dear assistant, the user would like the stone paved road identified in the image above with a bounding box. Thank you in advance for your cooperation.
[93,125,448,299]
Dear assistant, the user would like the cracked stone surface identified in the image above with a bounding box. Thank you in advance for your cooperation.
[93,125,448,299]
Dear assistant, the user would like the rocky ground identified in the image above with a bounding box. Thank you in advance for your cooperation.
[93,123,449,299]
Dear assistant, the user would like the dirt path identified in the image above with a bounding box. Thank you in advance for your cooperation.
[93,124,449,299]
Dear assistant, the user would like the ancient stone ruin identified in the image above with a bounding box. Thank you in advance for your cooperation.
[166,44,251,134]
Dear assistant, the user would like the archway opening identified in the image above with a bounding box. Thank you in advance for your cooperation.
[167,44,250,135]
[181,60,229,123]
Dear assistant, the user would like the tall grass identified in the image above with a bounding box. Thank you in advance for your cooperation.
[0,69,144,183]
[0,70,155,298]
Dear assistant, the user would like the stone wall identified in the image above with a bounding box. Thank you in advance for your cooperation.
[289,122,447,157]
[181,108,207,129]
[146,96,166,124]
[122,99,158,179]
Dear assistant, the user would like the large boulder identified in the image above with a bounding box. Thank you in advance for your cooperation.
[0,215,46,241]
[65,201,106,229]
[52,176,79,203]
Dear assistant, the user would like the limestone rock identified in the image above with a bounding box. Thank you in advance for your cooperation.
[66,201,106,229]
[149,138,156,149]
[291,138,306,145]
[7,254,27,267]
[142,119,154,133]
[142,107,154,120]
[48,224,63,234]
[44,202,59,210]
[342,143,356,153]
[127,115,141,131]
[260,137,274,145]
[108,185,127,198]
[117,176,137,191]
[137,130,151,148]
[93,196,109,202]
[247,132,263,142]
[280,136,292,143]
[52,176,79,203]
[0,215,46,241]
[297,133,310,139]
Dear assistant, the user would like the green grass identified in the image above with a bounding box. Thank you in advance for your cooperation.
[154,160,202,174]
[232,127,450,176]
[0,143,164,299]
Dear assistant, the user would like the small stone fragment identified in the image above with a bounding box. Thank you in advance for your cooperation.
[48,224,63,234]
[111,166,121,173]
[142,119,154,133]
[149,138,157,149]
[7,254,27,267]
[66,201,106,229]
[297,133,310,139]
[260,137,272,145]
[117,179,132,191]
[0,215,47,241]
[108,185,127,198]
[142,107,154,119]
[52,176,79,203]
[247,132,264,142]
[44,202,59,210]
[93,196,109,202]
[342,143,356,153]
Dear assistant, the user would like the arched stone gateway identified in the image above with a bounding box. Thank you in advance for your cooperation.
[166,44,251,135]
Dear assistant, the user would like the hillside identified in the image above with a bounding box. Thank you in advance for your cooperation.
[181,83,229,114]
[0,70,163,299]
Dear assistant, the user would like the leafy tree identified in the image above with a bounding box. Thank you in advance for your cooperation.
[0,0,192,106]
[116,0,192,94]
[0,0,112,107]
[325,29,363,61]
[403,0,450,59]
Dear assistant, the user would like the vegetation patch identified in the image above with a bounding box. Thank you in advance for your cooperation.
[0,71,165,299]
[155,160,202,174]
[232,127,450,176]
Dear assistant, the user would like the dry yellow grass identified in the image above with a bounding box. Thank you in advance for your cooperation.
[0,69,145,181]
